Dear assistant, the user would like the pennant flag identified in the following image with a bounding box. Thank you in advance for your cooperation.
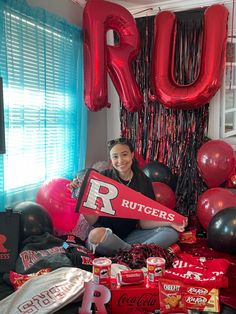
[75,169,187,225]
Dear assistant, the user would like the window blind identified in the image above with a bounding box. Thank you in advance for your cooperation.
[0,0,87,208]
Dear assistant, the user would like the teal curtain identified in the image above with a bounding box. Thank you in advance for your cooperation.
[0,0,87,209]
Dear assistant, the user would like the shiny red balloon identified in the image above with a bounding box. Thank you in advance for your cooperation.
[36,178,79,234]
[224,172,236,188]
[227,188,236,195]
[152,4,228,109]
[83,0,142,112]
[135,152,147,169]
[196,187,236,230]
[152,182,176,210]
[197,140,235,188]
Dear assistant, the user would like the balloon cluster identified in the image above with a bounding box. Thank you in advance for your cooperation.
[196,140,236,254]
[197,188,236,230]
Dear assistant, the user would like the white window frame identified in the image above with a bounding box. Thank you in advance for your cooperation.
[209,39,236,136]
[221,38,236,136]
[208,2,236,149]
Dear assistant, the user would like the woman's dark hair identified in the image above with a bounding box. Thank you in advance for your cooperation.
[107,137,134,152]
[107,137,139,171]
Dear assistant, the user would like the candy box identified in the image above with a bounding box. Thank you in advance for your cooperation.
[108,278,160,314]
[184,286,220,312]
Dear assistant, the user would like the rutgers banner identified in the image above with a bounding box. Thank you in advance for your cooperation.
[75,169,187,225]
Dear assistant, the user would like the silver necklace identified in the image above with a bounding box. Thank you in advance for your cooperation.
[117,175,132,187]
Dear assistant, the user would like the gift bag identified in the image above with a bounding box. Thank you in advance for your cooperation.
[0,209,20,273]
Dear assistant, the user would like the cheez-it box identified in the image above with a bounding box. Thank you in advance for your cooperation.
[107,278,160,314]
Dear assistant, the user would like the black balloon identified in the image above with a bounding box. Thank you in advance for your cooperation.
[142,161,175,190]
[14,201,53,240]
[207,207,236,254]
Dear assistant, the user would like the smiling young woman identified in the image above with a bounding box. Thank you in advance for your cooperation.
[70,137,186,256]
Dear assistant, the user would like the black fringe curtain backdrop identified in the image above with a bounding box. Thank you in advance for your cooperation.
[120,9,209,218]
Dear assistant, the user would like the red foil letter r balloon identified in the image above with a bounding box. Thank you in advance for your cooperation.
[83,0,143,112]
[152,4,228,109]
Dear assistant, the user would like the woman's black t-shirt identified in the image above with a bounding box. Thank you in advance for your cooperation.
[93,168,155,239]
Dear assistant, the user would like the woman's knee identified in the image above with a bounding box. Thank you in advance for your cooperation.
[88,230,131,256]
[160,227,179,247]
[145,227,179,248]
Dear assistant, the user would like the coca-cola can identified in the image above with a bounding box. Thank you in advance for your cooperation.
[146,257,165,283]
[117,269,144,285]
[167,243,181,255]
[92,257,111,285]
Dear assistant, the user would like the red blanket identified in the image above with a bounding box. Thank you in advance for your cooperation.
[179,238,236,309]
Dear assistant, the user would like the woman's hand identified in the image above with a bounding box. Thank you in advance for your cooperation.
[139,219,187,232]
[66,177,80,192]
[170,222,186,232]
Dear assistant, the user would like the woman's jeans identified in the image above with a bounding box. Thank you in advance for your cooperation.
[86,227,179,256]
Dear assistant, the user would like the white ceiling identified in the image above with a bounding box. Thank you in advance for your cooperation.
[72,0,230,18]
[72,0,157,7]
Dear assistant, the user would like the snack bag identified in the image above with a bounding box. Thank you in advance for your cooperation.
[179,229,197,244]
[9,268,51,290]
[159,278,187,314]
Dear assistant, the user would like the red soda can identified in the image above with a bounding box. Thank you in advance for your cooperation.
[117,269,144,285]
[146,257,165,283]
[168,243,181,255]
[92,257,111,285]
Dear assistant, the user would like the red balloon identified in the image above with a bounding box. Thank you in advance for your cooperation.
[225,174,236,188]
[83,0,142,112]
[36,178,79,234]
[196,187,236,230]
[227,188,236,195]
[152,182,176,210]
[152,4,228,109]
[135,152,147,169]
[197,140,235,188]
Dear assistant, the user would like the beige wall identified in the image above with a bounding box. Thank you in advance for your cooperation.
[27,0,83,27]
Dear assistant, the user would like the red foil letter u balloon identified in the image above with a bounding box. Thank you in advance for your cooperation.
[83,0,143,112]
[152,4,229,110]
